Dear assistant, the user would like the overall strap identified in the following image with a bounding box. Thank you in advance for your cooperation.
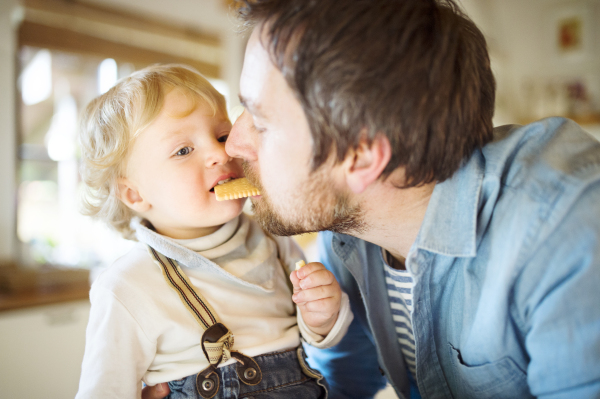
[148,246,234,366]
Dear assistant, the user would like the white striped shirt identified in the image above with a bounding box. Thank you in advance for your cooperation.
[382,250,416,378]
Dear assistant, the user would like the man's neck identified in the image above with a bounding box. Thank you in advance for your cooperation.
[352,179,435,262]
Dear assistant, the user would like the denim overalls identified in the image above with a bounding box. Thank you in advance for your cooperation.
[149,247,328,399]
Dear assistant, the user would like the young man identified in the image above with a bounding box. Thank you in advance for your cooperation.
[147,0,600,398]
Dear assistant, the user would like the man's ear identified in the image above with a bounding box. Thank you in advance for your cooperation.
[343,134,392,194]
[117,178,151,213]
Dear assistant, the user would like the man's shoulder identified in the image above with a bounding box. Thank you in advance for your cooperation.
[481,118,600,242]
[485,117,600,193]
[477,118,600,293]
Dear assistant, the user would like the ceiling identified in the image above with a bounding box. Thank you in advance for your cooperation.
[78,0,234,35]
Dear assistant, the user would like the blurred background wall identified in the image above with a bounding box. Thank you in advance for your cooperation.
[0,0,598,398]
[463,0,600,129]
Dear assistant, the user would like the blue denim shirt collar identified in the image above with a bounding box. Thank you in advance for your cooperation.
[331,148,485,261]
[413,150,485,258]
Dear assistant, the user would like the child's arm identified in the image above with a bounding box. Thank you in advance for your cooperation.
[76,283,156,399]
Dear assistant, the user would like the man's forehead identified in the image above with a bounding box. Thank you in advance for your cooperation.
[239,29,279,119]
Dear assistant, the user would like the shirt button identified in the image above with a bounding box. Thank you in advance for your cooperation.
[408,253,419,274]
[410,262,419,275]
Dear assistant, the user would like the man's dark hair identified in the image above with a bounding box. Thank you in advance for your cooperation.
[237,0,496,187]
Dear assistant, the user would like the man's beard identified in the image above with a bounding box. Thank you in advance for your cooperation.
[242,161,366,236]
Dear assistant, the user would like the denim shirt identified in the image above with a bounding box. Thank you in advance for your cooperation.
[304,117,600,399]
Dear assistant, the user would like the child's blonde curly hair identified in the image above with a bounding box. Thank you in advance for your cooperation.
[78,64,227,239]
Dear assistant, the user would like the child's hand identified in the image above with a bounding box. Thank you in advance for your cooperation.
[291,262,342,337]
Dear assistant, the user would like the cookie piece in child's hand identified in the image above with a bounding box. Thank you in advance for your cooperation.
[295,260,306,271]
[214,178,261,201]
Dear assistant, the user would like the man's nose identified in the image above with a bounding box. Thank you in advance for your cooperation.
[226,110,257,161]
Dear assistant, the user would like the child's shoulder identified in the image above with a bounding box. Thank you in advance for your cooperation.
[91,243,160,294]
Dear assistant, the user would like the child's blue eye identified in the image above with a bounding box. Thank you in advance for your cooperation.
[218,135,229,143]
[176,147,192,156]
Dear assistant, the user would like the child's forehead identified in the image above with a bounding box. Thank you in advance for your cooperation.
[162,87,205,118]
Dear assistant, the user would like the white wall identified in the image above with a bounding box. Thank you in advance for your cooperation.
[0,301,90,398]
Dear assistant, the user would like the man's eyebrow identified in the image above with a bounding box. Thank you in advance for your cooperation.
[238,94,264,117]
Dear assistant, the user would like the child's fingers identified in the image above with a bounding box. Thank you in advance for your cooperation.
[299,297,339,314]
[298,269,335,290]
[295,262,327,279]
[291,262,328,293]
[289,270,304,295]
[292,284,339,305]
[289,270,301,288]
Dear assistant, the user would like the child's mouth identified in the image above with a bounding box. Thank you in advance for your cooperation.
[209,177,234,192]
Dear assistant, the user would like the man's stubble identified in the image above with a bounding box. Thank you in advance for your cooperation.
[242,161,366,236]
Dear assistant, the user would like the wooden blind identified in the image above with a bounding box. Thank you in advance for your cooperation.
[19,0,222,78]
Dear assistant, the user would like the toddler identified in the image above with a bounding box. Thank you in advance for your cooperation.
[75,64,352,399]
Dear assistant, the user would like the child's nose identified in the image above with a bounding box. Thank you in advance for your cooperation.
[205,145,232,167]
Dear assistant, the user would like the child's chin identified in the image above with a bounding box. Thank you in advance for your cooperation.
[216,199,245,215]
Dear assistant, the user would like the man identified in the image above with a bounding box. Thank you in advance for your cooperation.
[145,0,600,398]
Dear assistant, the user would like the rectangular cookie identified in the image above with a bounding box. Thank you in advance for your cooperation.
[214,177,261,201]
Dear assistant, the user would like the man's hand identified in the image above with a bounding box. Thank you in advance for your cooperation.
[291,262,342,336]
[141,382,170,399]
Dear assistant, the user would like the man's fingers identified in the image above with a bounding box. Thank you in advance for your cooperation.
[141,383,170,399]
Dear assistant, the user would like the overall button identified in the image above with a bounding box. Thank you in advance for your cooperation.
[195,371,219,399]
[233,351,262,386]
[244,367,257,380]
[202,379,214,391]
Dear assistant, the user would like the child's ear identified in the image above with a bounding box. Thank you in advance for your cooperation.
[343,134,392,194]
[117,178,151,213]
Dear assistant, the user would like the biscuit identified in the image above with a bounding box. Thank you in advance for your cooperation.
[214,178,261,201]
[295,260,306,271]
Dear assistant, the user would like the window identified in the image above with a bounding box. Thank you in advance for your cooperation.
[18,47,135,268]
[14,0,224,270]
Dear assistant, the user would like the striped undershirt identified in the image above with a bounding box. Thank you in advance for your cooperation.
[382,250,416,378]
